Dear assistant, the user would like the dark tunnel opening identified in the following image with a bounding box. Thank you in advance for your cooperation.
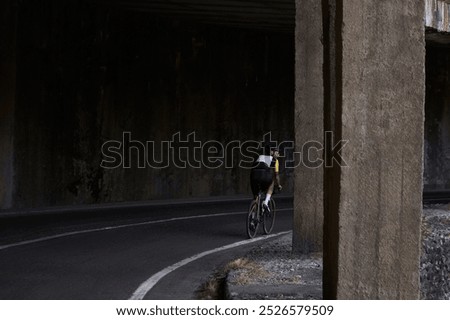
[424,32,450,201]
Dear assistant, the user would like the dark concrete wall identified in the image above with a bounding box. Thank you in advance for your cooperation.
[0,0,17,210]
[424,45,450,191]
[5,0,294,210]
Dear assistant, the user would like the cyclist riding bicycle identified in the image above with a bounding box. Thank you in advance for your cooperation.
[250,144,282,213]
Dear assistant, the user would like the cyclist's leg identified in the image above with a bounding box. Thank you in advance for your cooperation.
[263,179,275,206]
[263,196,276,234]
[266,181,274,196]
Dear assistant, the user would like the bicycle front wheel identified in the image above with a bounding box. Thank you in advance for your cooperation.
[263,198,276,234]
[246,200,259,239]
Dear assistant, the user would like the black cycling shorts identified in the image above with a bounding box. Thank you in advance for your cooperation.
[250,164,273,196]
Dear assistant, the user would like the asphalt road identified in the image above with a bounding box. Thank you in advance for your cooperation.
[0,197,293,299]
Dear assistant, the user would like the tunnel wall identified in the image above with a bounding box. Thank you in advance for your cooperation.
[424,45,450,191]
[0,0,17,210]
[5,0,294,210]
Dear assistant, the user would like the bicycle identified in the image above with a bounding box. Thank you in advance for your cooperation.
[246,190,276,239]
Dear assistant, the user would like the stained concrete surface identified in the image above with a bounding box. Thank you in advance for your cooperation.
[292,0,324,254]
[2,0,295,210]
[0,0,17,210]
[320,0,425,299]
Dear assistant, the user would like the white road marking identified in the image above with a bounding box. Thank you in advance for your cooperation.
[129,231,292,300]
[0,208,293,251]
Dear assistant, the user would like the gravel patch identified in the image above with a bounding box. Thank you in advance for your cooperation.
[227,234,322,300]
[421,204,450,299]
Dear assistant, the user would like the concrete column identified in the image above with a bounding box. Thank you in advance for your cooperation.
[322,0,425,299]
[293,0,324,254]
[0,0,17,210]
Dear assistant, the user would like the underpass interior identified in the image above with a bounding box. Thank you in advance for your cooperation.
[1,0,449,211]
[6,0,295,210]
[0,0,449,302]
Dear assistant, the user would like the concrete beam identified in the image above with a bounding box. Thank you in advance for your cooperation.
[322,0,425,299]
[0,0,17,210]
[426,0,450,32]
[293,0,324,254]
[112,0,295,32]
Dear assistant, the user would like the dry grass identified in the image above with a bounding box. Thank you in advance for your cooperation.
[196,277,224,300]
[227,258,270,285]
[196,258,268,299]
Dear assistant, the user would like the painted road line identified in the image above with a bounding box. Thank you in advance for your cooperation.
[129,231,292,300]
[0,208,293,251]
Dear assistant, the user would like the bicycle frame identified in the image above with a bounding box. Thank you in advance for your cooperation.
[246,191,276,238]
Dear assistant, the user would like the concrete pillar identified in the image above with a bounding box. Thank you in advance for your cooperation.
[322,0,425,299]
[0,0,17,210]
[293,0,324,254]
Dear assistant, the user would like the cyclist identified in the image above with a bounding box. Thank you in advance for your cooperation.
[250,144,282,212]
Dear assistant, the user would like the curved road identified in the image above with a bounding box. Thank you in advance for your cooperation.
[0,197,293,299]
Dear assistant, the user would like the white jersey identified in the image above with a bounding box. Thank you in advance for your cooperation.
[257,155,273,167]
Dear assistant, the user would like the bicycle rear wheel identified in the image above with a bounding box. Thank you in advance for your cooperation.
[246,200,259,239]
[263,198,276,234]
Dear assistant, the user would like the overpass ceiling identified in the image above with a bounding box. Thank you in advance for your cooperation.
[110,0,295,32]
